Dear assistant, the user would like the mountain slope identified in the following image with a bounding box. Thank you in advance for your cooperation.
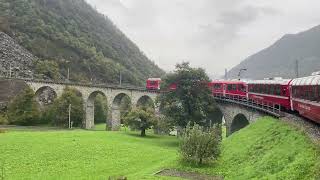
[0,0,164,85]
[228,25,320,79]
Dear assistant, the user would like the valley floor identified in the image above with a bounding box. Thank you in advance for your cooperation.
[0,117,319,180]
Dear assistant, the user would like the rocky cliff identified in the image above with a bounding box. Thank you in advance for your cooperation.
[0,32,35,78]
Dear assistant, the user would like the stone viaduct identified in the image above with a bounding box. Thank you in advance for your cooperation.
[25,80,158,130]
[1,79,280,136]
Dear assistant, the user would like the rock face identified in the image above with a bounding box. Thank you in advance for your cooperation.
[0,32,35,78]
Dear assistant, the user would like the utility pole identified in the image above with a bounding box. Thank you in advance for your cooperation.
[9,63,12,78]
[119,70,122,86]
[295,59,299,78]
[67,68,70,82]
[68,104,71,129]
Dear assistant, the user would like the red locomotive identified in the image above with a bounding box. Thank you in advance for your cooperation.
[290,74,320,124]
[247,78,292,110]
[146,78,161,90]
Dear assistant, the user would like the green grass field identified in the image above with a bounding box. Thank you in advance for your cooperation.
[0,117,319,179]
[0,130,179,180]
[173,117,320,179]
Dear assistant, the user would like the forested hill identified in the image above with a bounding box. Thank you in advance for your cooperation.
[227,25,320,79]
[0,0,164,85]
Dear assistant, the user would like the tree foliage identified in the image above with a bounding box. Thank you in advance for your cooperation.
[34,59,60,80]
[157,62,218,128]
[180,123,222,165]
[0,0,164,85]
[94,94,108,124]
[124,108,156,137]
[7,87,40,125]
[44,87,84,127]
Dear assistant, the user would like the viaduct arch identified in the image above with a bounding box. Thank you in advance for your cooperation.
[26,80,158,130]
[216,102,265,136]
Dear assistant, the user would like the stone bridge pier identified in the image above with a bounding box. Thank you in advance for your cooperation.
[25,80,158,130]
[216,102,265,136]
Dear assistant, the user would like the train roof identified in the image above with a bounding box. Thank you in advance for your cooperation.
[211,80,246,84]
[290,75,320,86]
[147,78,161,81]
[247,79,292,85]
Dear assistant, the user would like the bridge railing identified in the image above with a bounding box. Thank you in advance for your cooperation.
[213,94,283,117]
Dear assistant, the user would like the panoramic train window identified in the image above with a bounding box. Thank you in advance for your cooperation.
[275,85,281,96]
[270,85,275,95]
[232,84,237,91]
[255,85,259,93]
[214,84,221,89]
[259,84,264,93]
[150,81,157,86]
[227,84,232,91]
[311,86,317,101]
[249,85,253,92]
[239,85,246,92]
[318,85,320,101]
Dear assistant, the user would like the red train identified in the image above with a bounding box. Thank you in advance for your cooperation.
[146,73,320,124]
[290,75,320,123]
[211,80,246,98]
[247,78,292,110]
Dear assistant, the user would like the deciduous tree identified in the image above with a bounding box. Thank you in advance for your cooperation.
[7,87,40,125]
[124,108,156,137]
[158,62,219,128]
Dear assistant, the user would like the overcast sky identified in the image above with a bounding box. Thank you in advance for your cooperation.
[85,0,320,77]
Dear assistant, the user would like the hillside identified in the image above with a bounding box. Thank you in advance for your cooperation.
[174,117,320,179]
[228,25,320,79]
[0,0,164,85]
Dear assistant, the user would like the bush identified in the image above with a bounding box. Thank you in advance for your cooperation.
[7,87,40,125]
[0,113,8,125]
[153,115,173,135]
[179,123,222,165]
[94,94,108,124]
[45,87,84,127]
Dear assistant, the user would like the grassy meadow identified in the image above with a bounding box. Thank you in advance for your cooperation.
[0,117,319,179]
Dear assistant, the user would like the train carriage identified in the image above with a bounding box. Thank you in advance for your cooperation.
[290,75,320,124]
[247,78,292,110]
[211,80,247,98]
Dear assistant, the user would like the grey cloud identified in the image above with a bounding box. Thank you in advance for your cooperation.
[85,0,320,76]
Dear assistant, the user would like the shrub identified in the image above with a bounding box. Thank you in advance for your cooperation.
[0,114,8,125]
[153,115,173,135]
[179,123,222,165]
